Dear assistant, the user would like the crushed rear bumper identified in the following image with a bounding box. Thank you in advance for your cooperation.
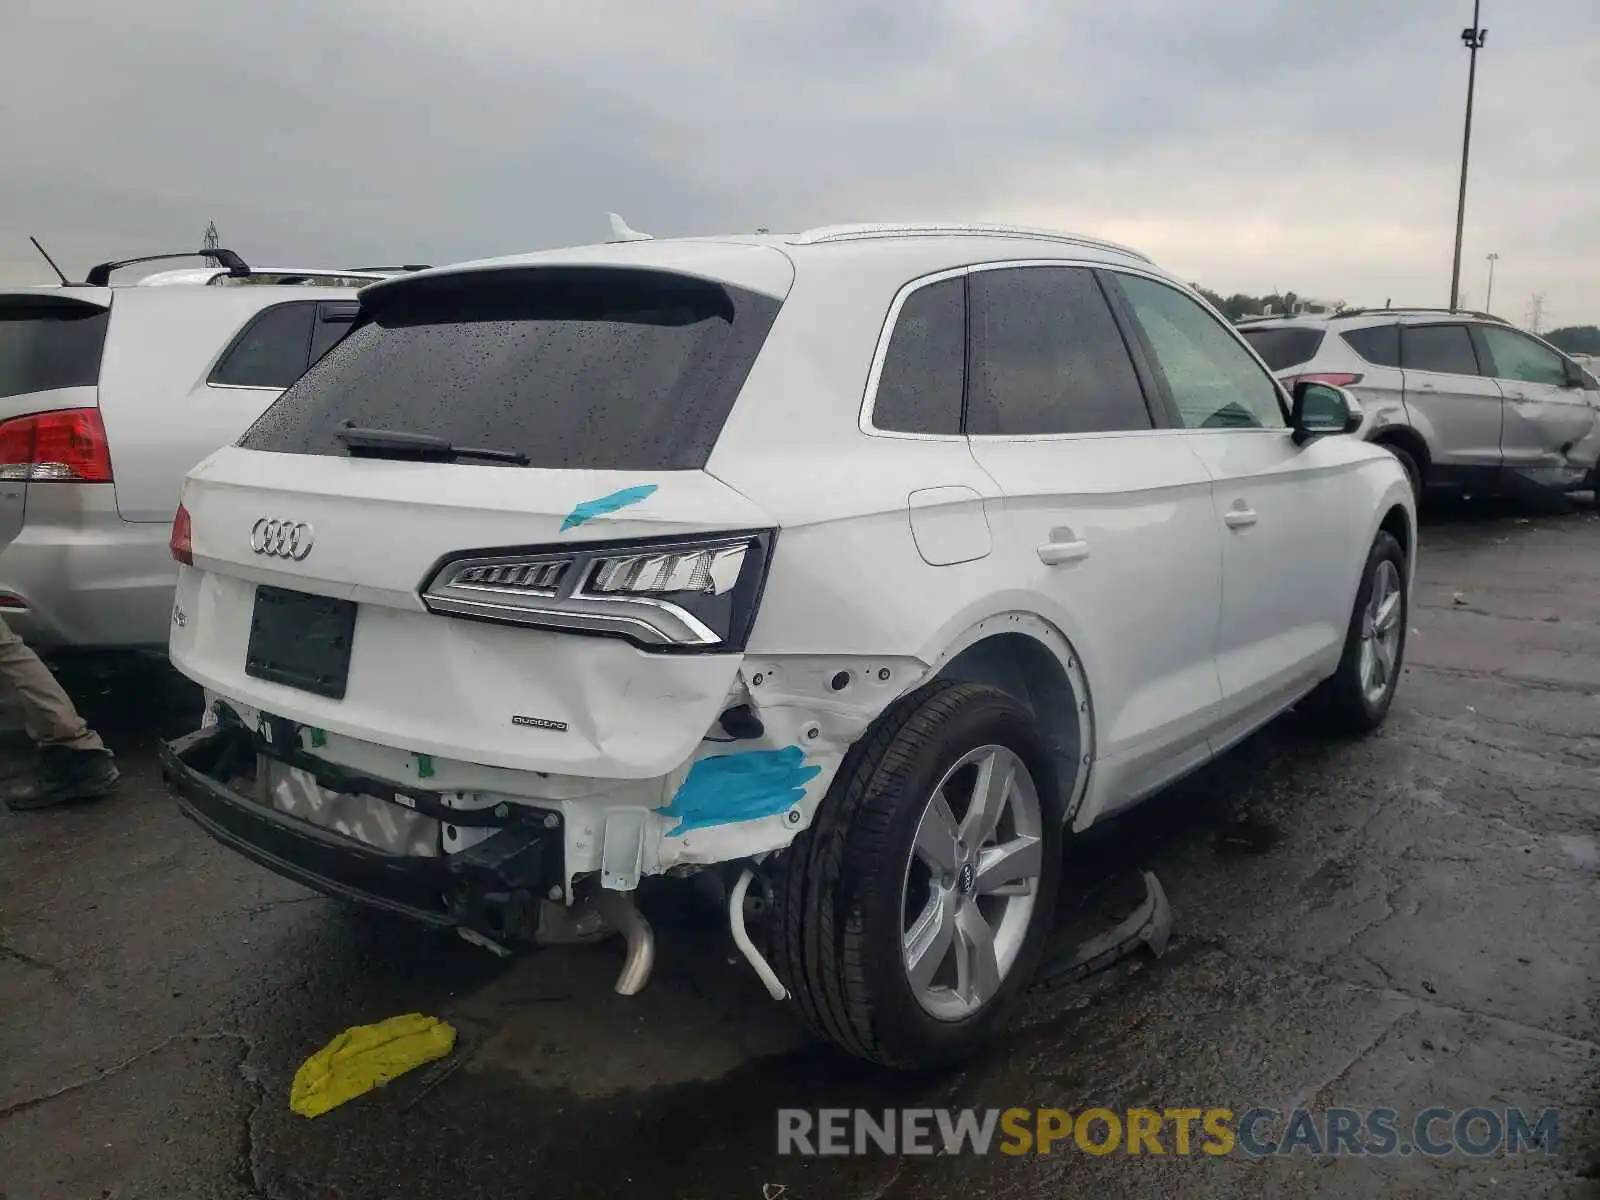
[159,723,564,941]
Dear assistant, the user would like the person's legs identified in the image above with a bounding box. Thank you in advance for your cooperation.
[0,618,118,810]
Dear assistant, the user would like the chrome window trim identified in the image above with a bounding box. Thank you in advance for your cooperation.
[857,264,971,442]
[860,258,1277,442]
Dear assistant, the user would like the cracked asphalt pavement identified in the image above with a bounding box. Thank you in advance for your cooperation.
[3,501,1599,1199]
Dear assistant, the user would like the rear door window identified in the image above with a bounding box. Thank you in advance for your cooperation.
[1401,325,1480,376]
[871,277,965,435]
[1239,327,1325,372]
[241,268,782,470]
[0,299,110,399]
[210,302,317,389]
[966,266,1152,436]
[1341,324,1401,367]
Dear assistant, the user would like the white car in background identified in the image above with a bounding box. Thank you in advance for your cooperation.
[0,251,421,652]
[160,224,1415,1068]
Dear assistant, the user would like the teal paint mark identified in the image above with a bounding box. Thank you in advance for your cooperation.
[309,728,327,749]
[657,746,822,836]
[560,484,657,532]
[415,753,435,779]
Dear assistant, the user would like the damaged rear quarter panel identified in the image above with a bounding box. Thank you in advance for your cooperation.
[649,653,924,868]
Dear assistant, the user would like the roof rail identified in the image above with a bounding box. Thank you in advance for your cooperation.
[788,222,1153,263]
[1334,306,1509,323]
[86,249,248,287]
[207,268,396,286]
[349,264,431,272]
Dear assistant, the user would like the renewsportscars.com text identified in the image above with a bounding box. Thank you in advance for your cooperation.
[777,1106,1561,1158]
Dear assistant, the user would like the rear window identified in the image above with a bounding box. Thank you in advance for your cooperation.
[872,277,965,435]
[0,299,110,400]
[240,268,782,470]
[209,302,316,389]
[1239,327,1325,372]
[1341,324,1401,367]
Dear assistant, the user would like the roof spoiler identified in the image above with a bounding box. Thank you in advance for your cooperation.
[85,249,249,287]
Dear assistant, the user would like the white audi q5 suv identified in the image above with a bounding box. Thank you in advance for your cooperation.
[161,223,1415,1068]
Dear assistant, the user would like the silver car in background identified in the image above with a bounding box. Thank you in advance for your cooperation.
[0,252,418,650]
[1238,308,1600,500]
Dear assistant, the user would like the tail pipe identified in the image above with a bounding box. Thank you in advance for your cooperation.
[593,888,655,996]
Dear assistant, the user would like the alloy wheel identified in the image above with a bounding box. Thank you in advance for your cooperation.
[1359,558,1403,706]
[900,745,1044,1020]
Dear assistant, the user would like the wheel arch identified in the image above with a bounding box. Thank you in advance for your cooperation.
[920,614,1094,826]
[1379,501,1412,566]
[1369,424,1432,483]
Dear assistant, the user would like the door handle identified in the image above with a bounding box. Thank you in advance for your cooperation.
[1037,538,1090,566]
[1223,507,1258,530]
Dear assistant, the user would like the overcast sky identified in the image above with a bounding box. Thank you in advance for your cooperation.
[2,0,1595,327]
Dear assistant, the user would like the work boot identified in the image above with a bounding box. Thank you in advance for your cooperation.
[4,746,120,811]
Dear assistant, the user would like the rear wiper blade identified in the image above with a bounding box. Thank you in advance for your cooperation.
[335,424,530,466]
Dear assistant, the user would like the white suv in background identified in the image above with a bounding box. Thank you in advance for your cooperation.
[161,224,1415,1068]
[1239,309,1600,500]
[0,251,420,651]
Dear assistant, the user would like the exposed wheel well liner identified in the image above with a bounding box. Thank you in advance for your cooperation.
[927,631,1085,818]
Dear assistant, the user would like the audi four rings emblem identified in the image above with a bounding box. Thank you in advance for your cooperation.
[250,518,315,560]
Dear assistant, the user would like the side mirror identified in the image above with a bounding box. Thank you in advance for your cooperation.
[1290,380,1362,444]
[1563,359,1586,389]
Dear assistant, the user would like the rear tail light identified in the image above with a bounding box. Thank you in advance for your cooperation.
[0,408,114,483]
[588,544,748,597]
[422,530,775,652]
[1281,372,1364,391]
[170,504,193,566]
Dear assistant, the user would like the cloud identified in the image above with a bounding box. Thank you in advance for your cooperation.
[1,0,1594,325]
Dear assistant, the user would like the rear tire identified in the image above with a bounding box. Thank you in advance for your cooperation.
[768,680,1062,1069]
[1302,531,1407,735]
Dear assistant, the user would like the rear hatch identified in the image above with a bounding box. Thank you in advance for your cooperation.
[171,260,789,780]
[0,290,114,550]
[1239,324,1326,376]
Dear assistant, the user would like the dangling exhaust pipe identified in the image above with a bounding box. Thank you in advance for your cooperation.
[534,887,657,996]
[592,888,656,996]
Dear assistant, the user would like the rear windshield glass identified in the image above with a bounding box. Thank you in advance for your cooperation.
[0,300,110,400]
[240,268,781,470]
[1239,327,1325,372]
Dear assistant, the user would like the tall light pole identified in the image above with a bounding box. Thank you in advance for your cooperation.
[1449,2,1488,312]
[1484,252,1499,313]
